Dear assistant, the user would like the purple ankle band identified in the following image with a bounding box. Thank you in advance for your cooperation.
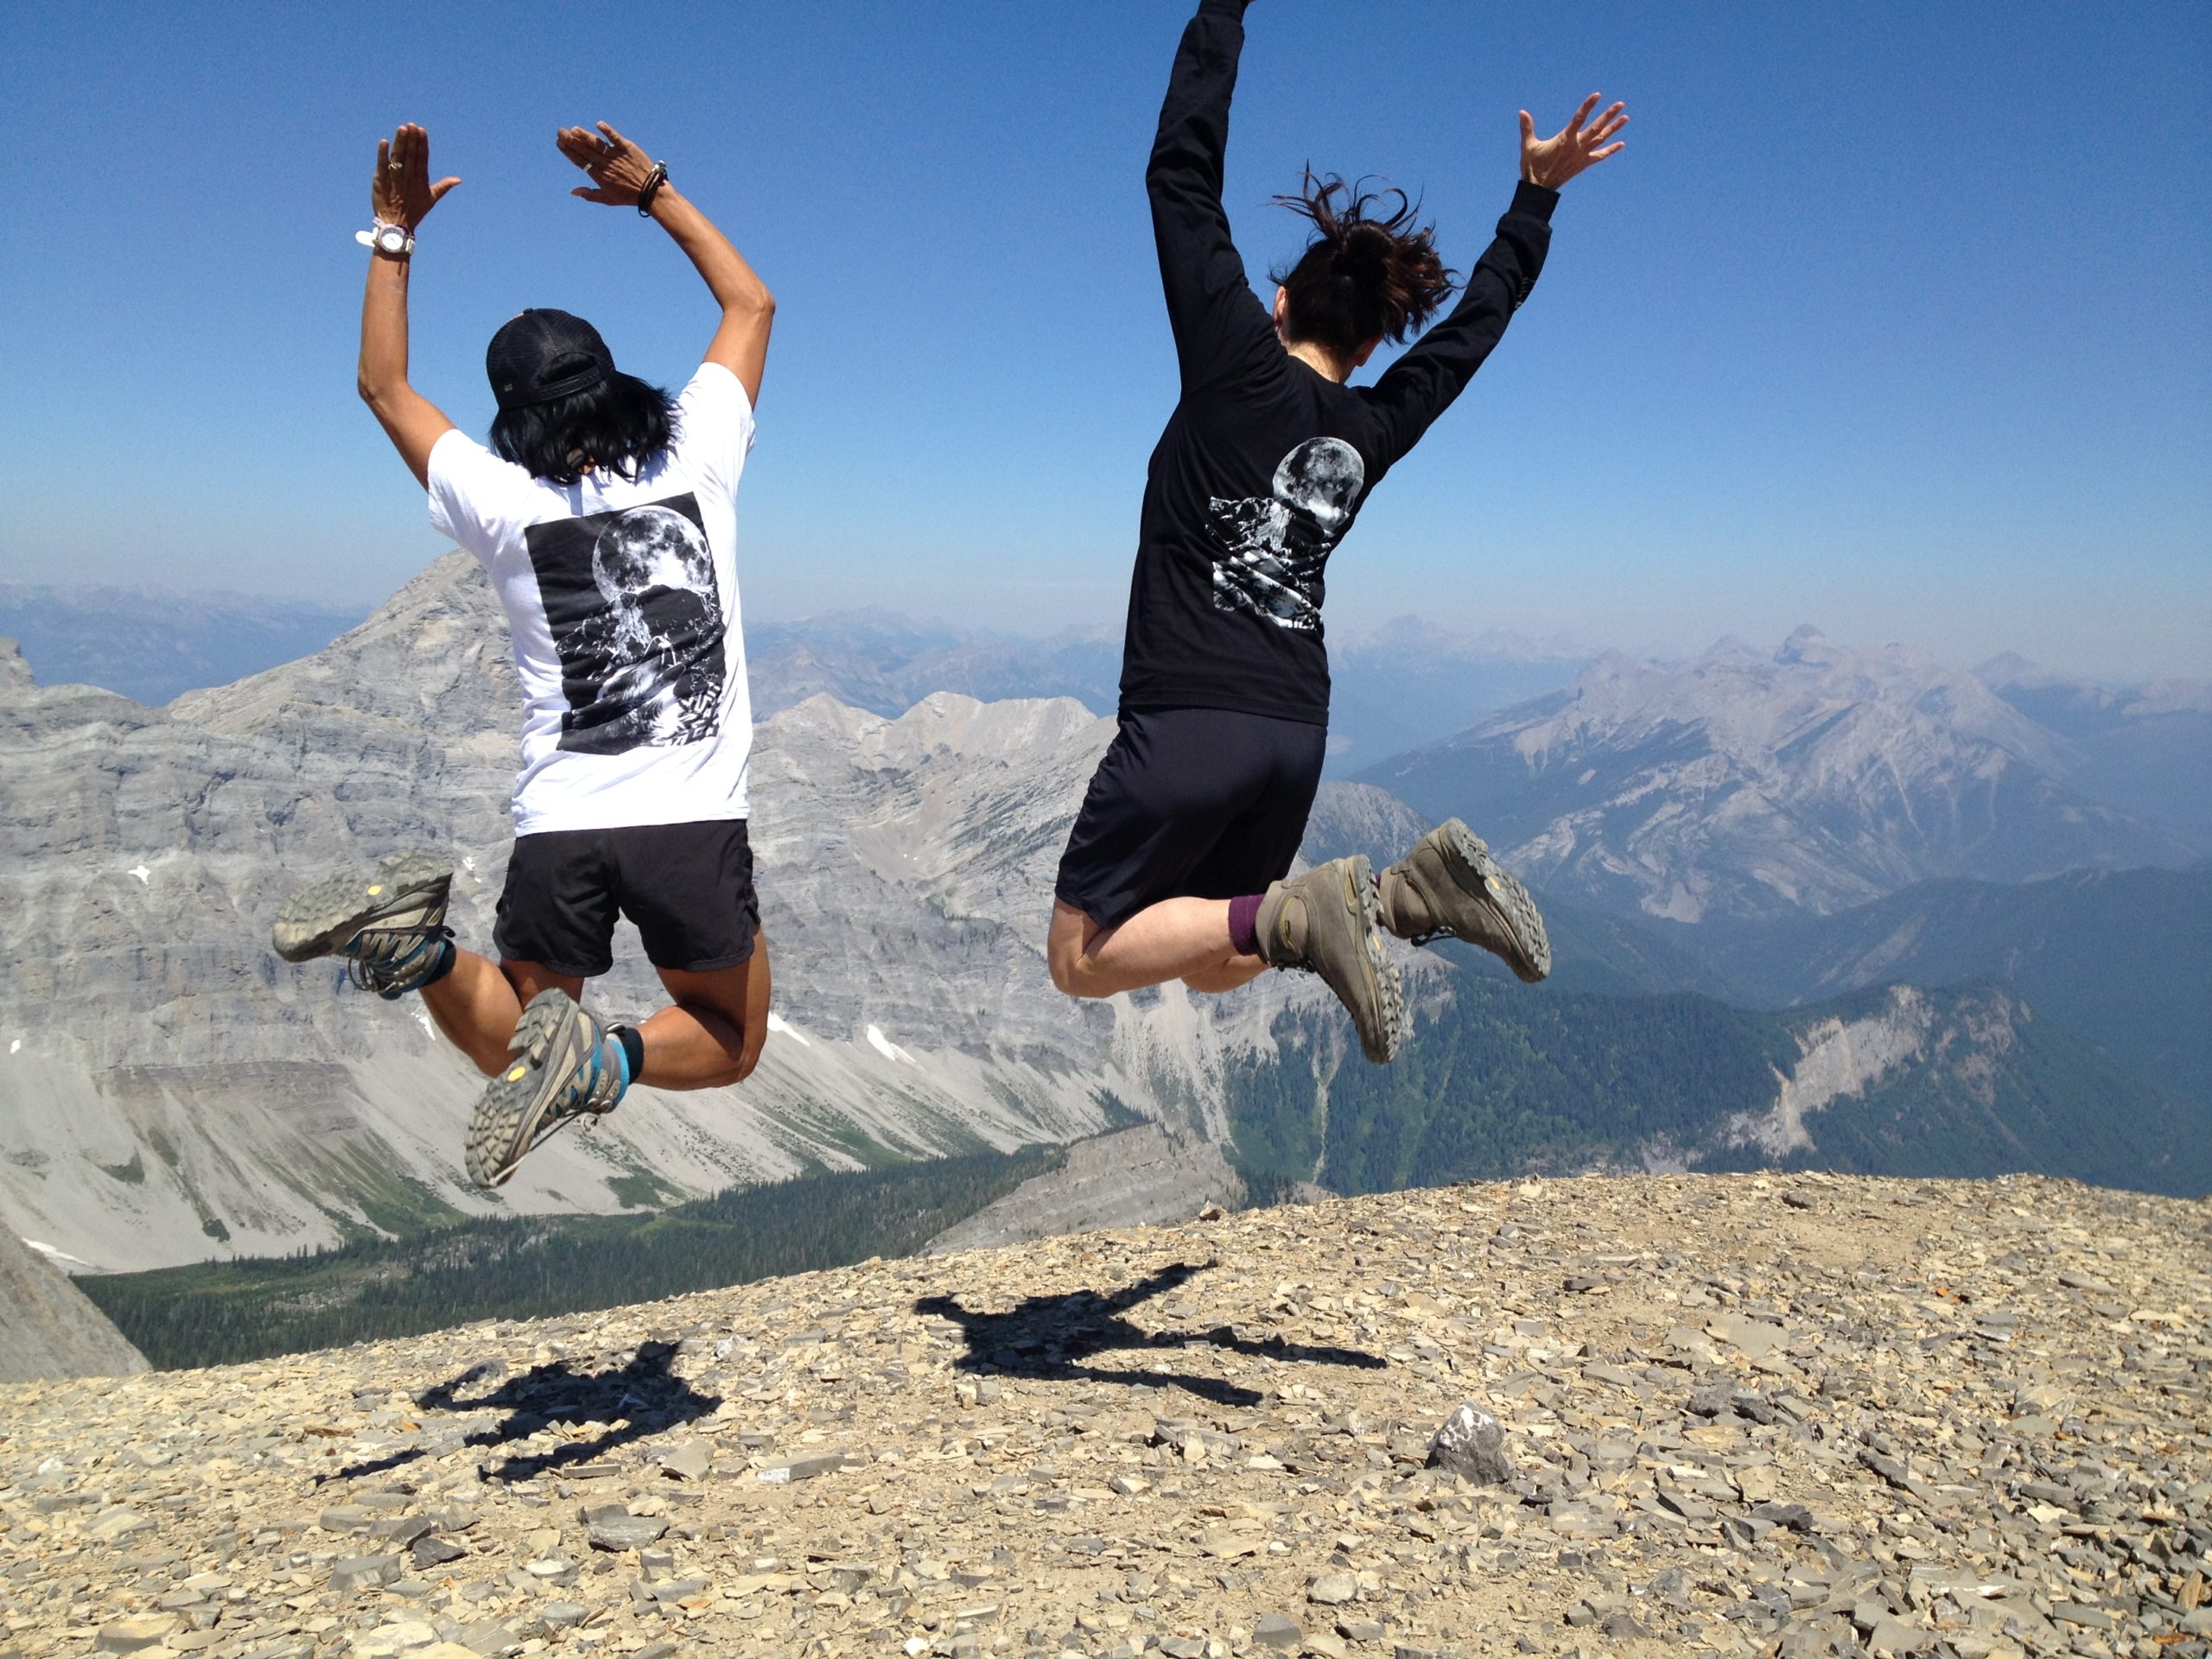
[1228,893,1265,959]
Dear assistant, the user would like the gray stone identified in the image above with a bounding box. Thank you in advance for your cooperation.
[93,1618,181,1655]
[456,1620,519,1656]
[1865,1615,1927,1656]
[1427,1402,1513,1484]
[1687,1377,1735,1418]
[657,1442,710,1482]
[369,1515,435,1548]
[756,1452,847,1483]
[330,1554,404,1594]
[584,1510,669,1551]
[1253,1614,1303,1649]
[410,1536,467,1570]
[1752,1501,1817,1532]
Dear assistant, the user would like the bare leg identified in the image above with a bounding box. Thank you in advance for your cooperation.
[635,938,772,1090]
[1181,959,1269,995]
[421,950,580,1076]
[1048,898,1264,1000]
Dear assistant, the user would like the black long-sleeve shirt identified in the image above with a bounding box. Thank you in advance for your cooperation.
[1117,0,1558,725]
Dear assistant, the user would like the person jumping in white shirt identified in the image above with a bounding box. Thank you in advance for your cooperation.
[272,121,776,1189]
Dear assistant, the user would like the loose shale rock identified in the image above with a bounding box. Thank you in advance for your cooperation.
[1,1173,2206,1659]
[1427,1401,1514,1484]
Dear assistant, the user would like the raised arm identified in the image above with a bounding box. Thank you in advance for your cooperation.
[357,124,460,489]
[1147,0,1277,391]
[558,124,775,407]
[1365,94,1625,467]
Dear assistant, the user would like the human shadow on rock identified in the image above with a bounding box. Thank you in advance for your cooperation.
[914,1261,1385,1409]
[336,1341,720,1483]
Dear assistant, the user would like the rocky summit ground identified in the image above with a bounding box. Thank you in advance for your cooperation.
[3,1174,2209,1659]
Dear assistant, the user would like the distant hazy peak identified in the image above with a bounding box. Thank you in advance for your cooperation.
[1777,623,1832,664]
[1696,635,1764,665]
[1974,649,2050,689]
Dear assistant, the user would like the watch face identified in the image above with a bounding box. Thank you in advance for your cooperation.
[377,226,410,254]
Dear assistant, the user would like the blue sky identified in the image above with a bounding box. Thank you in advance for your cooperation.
[3,1,2206,677]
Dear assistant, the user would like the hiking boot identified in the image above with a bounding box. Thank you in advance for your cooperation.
[271,850,454,999]
[1377,819,1550,983]
[1255,855,1408,1064]
[465,988,625,1188]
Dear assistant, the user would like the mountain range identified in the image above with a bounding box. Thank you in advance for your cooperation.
[1359,627,2205,924]
[0,582,365,709]
[0,556,1336,1271]
[0,582,1583,779]
[1671,861,2211,1116]
[1,561,2202,1275]
[1233,976,2206,1201]
[1978,650,2212,840]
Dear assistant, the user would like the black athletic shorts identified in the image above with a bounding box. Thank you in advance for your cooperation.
[494,817,760,978]
[1055,706,1325,931]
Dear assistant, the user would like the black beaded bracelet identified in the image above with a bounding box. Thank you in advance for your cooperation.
[637,162,669,217]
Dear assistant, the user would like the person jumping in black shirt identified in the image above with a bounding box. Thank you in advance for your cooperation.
[1048,0,1625,1063]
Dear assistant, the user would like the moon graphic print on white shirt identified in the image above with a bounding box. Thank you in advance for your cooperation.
[1206,437,1365,632]
[522,493,727,755]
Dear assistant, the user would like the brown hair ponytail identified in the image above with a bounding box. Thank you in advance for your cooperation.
[1270,171,1458,358]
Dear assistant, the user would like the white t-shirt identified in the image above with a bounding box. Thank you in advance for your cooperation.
[428,362,756,836]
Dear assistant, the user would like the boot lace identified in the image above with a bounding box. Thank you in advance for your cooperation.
[346,925,454,997]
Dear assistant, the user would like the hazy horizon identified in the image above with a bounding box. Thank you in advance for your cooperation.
[4,567,2204,692]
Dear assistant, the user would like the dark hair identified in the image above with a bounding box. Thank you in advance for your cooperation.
[1269,171,1458,359]
[489,367,678,487]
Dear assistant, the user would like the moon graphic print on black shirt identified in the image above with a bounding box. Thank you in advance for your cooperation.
[1206,438,1365,632]
[522,493,726,755]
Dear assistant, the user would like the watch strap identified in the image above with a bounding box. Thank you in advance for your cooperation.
[355,219,415,256]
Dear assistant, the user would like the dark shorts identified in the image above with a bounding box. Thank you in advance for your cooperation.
[494,817,760,978]
[1055,707,1325,931]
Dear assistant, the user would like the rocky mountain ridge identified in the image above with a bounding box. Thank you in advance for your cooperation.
[3,560,2197,1272]
[1674,863,2212,1116]
[1975,654,2212,843]
[0,1229,146,1383]
[1361,627,2199,924]
[0,556,1350,1271]
[2,1173,2205,1658]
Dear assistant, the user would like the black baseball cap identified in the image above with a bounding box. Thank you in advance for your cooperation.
[486,308,616,410]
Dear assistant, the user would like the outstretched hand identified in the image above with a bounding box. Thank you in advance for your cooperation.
[1518,94,1628,190]
[558,122,659,207]
[372,124,461,231]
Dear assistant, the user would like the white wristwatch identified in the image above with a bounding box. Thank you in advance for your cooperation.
[355,220,415,257]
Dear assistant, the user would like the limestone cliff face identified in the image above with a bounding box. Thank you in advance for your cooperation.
[0,1230,147,1382]
[0,556,1348,1270]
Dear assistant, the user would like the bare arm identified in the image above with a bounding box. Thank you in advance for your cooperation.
[1365,96,1626,467]
[557,123,775,406]
[357,124,460,489]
